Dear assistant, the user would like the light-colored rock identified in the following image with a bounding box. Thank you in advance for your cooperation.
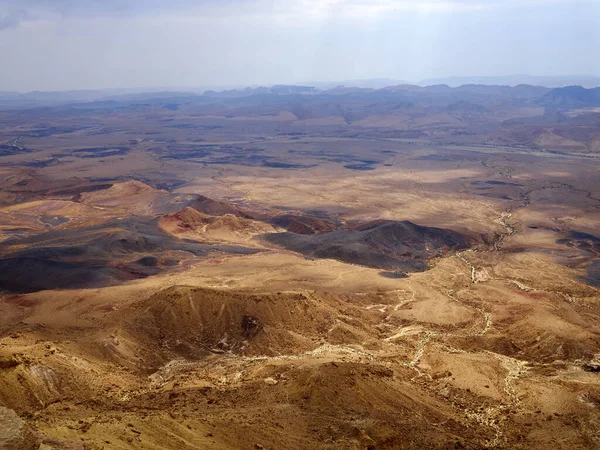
[0,406,37,450]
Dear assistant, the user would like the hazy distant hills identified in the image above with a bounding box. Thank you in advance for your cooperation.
[0,88,205,110]
[2,75,600,110]
[204,85,317,99]
[303,78,409,90]
[307,75,600,89]
[540,85,600,108]
[3,83,600,154]
[193,83,600,113]
[419,75,600,88]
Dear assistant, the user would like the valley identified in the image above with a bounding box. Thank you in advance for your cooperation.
[0,84,600,449]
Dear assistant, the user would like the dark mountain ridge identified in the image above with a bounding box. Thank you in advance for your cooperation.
[261,220,475,271]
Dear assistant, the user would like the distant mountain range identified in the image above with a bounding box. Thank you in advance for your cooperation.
[418,75,600,89]
[198,84,600,110]
[2,77,600,111]
[302,78,410,90]
[541,85,600,108]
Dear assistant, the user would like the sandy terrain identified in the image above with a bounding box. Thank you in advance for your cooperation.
[1,85,600,449]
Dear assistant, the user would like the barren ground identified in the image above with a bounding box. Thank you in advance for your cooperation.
[1,87,600,449]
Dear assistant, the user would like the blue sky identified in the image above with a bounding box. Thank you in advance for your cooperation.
[0,0,598,91]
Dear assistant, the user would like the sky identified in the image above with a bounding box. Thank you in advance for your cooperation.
[0,0,599,91]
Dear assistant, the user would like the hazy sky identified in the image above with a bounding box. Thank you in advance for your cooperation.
[0,0,599,91]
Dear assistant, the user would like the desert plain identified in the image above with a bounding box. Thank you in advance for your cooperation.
[0,84,599,449]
